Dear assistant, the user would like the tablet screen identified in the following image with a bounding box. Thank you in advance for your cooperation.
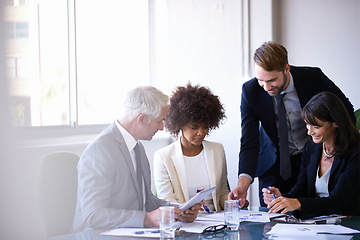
[179,186,217,211]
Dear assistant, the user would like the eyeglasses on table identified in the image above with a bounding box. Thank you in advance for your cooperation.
[202,224,227,234]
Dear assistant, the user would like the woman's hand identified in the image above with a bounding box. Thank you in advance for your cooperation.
[267,197,301,214]
[262,186,281,205]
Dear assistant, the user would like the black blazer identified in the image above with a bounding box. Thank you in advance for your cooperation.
[239,66,356,178]
[284,141,360,219]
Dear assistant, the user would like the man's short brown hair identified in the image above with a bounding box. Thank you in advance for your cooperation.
[253,41,288,71]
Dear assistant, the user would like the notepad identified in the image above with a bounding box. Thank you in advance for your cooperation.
[179,186,217,211]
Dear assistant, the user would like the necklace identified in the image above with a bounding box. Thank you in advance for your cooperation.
[322,142,334,158]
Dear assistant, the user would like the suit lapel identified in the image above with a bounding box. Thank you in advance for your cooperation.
[110,123,143,203]
[308,144,321,194]
[172,139,189,201]
[258,90,278,143]
[329,155,341,189]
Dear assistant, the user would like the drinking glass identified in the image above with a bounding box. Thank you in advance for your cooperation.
[224,200,240,231]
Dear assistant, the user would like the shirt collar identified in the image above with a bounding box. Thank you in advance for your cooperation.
[281,72,294,95]
[115,120,138,152]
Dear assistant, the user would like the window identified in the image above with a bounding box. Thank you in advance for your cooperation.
[75,0,150,125]
[5,0,150,127]
[6,0,70,126]
[5,0,246,134]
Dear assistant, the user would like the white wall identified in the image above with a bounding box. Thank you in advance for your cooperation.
[274,0,360,110]
[1,1,360,239]
[151,0,244,193]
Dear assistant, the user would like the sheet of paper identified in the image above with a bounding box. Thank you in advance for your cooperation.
[239,210,270,222]
[196,210,271,223]
[179,220,222,233]
[267,223,360,236]
[268,233,353,240]
[196,212,224,222]
[99,228,160,238]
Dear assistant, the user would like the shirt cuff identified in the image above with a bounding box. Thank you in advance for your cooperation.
[239,173,253,183]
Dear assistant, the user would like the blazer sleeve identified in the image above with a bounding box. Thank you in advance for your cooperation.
[238,83,261,178]
[153,149,179,203]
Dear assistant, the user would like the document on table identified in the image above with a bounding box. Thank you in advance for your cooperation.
[179,221,223,233]
[267,223,360,236]
[196,212,224,222]
[267,233,353,240]
[239,210,270,222]
[99,228,160,238]
[196,209,277,223]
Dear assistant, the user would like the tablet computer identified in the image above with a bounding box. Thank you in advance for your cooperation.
[179,186,217,211]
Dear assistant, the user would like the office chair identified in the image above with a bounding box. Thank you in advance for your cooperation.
[38,151,79,237]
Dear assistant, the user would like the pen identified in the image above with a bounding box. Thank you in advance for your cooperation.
[267,186,276,199]
[232,192,242,208]
[134,230,160,234]
[197,189,210,213]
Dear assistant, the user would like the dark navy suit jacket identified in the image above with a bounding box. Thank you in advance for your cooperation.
[239,66,355,179]
[284,141,360,219]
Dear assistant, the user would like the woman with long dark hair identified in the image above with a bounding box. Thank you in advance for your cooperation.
[263,91,360,219]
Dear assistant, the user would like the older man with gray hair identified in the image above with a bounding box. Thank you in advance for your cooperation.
[72,86,200,233]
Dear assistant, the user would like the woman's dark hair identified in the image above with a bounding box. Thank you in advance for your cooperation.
[302,91,360,156]
[166,83,226,137]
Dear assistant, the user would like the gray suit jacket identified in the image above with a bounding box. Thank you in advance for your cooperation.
[72,122,168,232]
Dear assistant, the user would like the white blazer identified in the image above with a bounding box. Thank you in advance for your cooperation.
[153,138,230,211]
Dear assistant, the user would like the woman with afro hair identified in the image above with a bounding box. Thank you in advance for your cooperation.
[153,83,231,212]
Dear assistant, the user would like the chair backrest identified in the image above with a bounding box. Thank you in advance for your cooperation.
[38,151,79,238]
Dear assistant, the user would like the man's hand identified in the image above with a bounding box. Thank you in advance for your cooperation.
[176,203,201,223]
[228,176,251,207]
[144,209,160,227]
[144,203,202,227]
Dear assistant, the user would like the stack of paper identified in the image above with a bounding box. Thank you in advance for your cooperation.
[266,223,360,240]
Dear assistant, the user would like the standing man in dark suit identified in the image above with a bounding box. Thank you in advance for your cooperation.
[229,41,356,207]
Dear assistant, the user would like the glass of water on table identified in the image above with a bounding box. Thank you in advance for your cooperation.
[224,200,240,231]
